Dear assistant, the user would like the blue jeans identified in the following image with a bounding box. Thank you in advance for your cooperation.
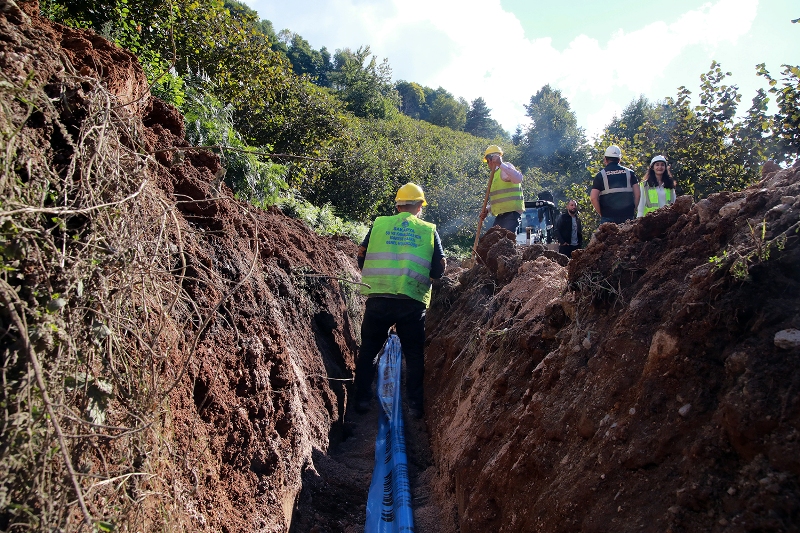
[493,211,522,233]
[599,215,631,225]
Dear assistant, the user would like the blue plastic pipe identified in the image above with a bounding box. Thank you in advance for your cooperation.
[365,334,415,533]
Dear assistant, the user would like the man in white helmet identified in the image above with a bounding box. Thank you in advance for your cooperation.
[590,145,641,225]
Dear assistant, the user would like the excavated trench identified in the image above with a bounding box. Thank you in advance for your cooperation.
[3,5,800,532]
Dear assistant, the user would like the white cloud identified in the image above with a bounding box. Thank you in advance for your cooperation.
[585,100,623,141]
[246,0,760,137]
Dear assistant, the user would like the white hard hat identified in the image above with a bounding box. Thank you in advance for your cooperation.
[650,155,667,165]
[604,145,622,159]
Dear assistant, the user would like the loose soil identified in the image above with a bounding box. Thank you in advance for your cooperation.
[425,170,800,532]
[2,3,799,532]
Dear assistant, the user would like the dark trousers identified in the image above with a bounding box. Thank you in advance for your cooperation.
[493,211,522,233]
[355,297,426,409]
[558,244,579,258]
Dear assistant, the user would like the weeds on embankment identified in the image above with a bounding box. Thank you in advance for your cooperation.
[0,65,214,531]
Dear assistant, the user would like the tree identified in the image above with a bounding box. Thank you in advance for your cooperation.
[427,88,467,130]
[757,63,800,163]
[735,88,773,175]
[328,46,400,119]
[520,85,588,177]
[464,97,507,140]
[616,62,766,199]
[668,62,752,197]
[512,125,523,145]
[605,96,658,145]
[286,33,332,85]
[396,81,427,120]
[252,18,288,54]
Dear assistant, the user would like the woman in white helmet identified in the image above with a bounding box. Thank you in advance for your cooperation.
[637,155,676,217]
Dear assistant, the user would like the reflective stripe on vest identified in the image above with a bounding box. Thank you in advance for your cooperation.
[599,168,633,196]
[643,184,674,214]
[489,169,524,216]
[361,213,435,306]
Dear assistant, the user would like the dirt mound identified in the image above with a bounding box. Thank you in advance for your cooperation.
[1,5,362,531]
[5,2,800,532]
[425,167,800,531]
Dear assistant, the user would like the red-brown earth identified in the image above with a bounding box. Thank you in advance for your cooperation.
[426,168,800,532]
[2,2,799,532]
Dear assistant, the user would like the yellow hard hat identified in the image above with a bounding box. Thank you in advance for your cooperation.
[483,144,503,162]
[395,182,427,206]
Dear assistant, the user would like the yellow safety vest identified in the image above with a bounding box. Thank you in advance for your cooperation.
[361,212,436,306]
[642,183,674,215]
[488,168,524,216]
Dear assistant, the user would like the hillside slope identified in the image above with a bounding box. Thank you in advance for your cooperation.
[425,168,800,531]
[1,3,361,531]
[2,2,799,532]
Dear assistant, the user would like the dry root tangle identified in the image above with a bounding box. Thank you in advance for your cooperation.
[0,65,255,531]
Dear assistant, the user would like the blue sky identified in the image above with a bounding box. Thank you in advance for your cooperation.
[244,0,798,138]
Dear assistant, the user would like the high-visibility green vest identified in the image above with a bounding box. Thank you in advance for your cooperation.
[488,168,524,216]
[361,212,436,306]
[642,183,675,215]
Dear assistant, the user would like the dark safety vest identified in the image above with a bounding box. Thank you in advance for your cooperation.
[599,168,633,196]
[488,168,524,216]
[361,212,436,306]
[642,183,674,215]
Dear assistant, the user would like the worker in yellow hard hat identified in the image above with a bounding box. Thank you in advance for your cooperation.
[482,145,525,232]
[354,183,446,419]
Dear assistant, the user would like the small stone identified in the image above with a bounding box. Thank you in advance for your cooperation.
[769,203,790,215]
[646,330,679,372]
[725,351,747,375]
[582,337,592,349]
[719,198,746,218]
[780,196,795,205]
[668,506,681,514]
[695,199,714,223]
[46,298,67,312]
[719,518,729,526]
[727,487,736,495]
[572,344,581,353]
[629,407,636,415]
[774,329,800,350]
[678,404,692,417]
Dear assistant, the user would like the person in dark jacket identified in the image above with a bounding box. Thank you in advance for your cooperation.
[590,145,641,224]
[555,199,583,258]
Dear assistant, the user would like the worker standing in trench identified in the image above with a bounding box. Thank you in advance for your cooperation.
[354,183,446,419]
